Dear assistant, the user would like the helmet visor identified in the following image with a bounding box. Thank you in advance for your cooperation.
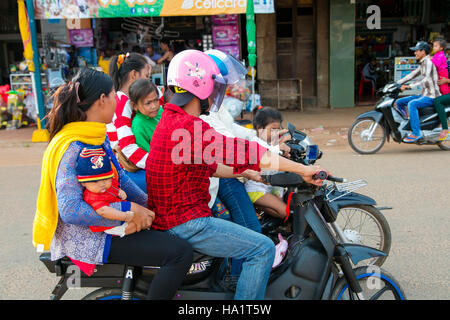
[209,74,227,112]
[206,49,247,85]
[223,53,247,84]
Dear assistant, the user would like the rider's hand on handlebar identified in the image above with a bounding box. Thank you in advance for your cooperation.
[300,165,329,186]
[400,84,410,92]
[279,143,291,158]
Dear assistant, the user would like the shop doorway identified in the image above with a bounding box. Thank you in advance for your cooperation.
[275,0,316,108]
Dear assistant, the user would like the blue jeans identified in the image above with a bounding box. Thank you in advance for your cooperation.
[396,95,435,136]
[217,178,262,276]
[167,217,275,300]
[124,169,147,193]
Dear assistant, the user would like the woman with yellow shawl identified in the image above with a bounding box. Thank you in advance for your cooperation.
[33,68,193,300]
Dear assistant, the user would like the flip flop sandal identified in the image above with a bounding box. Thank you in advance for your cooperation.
[438,131,449,141]
[403,134,423,143]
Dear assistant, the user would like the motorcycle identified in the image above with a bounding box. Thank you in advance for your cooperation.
[39,171,405,300]
[348,82,450,154]
[257,123,391,267]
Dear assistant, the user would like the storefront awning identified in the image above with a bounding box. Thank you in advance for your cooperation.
[34,0,254,19]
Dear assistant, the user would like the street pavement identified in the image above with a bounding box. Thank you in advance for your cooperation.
[0,110,448,300]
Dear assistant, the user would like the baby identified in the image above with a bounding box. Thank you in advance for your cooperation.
[76,146,137,237]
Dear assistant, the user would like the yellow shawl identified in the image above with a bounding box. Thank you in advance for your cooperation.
[33,122,107,251]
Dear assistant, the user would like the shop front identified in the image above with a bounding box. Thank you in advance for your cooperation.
[254,0,449,110]
[0,0,272,137]
[255,0,328,110]
[354,0,450,106]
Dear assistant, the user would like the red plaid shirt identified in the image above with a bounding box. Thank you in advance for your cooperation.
[146,103,268,230]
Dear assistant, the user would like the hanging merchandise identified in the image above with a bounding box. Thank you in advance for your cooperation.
[213,45,240,59]
[24,92,37,122]
[211,14,240,60]
[202,34,213,51]
[212,25,239,46]
[211,14,239,25]
[68,29,94,47]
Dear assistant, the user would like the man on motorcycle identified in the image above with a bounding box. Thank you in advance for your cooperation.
[396,41,441,143]
[145,49,327,300]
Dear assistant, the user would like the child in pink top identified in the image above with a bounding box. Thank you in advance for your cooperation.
[431,39,449,95]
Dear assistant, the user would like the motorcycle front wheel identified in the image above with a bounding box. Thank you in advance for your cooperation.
[331,266,406,300]
[348,118,386,154]
[333,204,391,267]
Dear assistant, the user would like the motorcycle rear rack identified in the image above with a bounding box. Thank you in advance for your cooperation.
[325,179,368,202]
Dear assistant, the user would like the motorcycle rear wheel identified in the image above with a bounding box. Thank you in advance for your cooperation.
[82,288,147,300]
[331,266,406,300]
[348,118,386,154]
[334,205,391,267]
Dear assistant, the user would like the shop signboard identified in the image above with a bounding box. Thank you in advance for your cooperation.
[394,57,421,96]
[253,0,274,13]
[34,0,252,19]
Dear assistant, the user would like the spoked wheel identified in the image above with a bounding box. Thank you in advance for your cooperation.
[333,205,391,267]
[332,266,406,300]
[348,118,386,154]
[82,288,146,300]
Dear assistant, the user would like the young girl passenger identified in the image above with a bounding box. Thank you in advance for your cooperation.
[431,39,449,141]
[106,52,152,191]
[129,79,164,152]
[244,107,288,220]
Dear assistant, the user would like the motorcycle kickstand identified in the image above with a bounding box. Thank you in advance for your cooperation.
[50,275,68,300]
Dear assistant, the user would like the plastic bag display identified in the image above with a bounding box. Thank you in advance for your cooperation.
[222,96,245,119]
[6,90,22,129]
[24,93,37,122]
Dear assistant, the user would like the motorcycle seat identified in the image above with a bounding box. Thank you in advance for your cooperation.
[39,250,215,275]
[418,106,436,117]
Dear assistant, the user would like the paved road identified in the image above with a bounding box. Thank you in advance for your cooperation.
[0,140,448,300]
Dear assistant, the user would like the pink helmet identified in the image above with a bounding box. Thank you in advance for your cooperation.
[167,50,224,101]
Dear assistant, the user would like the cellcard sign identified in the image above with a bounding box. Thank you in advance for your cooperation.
[34,0,253,19]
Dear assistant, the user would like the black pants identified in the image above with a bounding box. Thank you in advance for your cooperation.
[108,229,193,300]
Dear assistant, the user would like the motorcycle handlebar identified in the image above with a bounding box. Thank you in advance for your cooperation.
[312,171,346,183]
[261,171,346,186]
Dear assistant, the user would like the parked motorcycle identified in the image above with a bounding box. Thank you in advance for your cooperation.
[258,123,391,267]
[39,171,405,300]
[348,82,450,154]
